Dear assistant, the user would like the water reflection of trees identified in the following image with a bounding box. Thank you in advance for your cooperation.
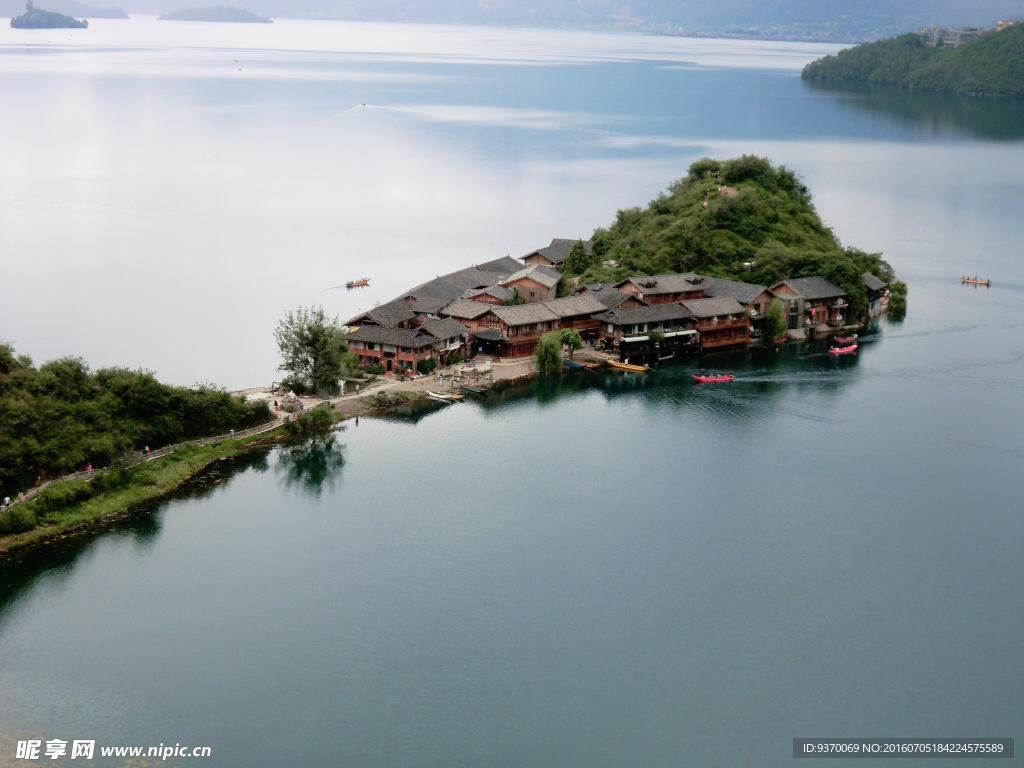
[803,79,1024,141]
[274,429,347,497]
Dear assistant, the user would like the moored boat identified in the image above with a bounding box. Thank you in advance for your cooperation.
[427,391,453,400]
[563,359,585,369]
[829,344,858,355]
[834,334,858,345]
[772,337,787,344]
[692,374,735,383]
[607,360,649,373]
[460,385,487,394]
[346,277,371,288]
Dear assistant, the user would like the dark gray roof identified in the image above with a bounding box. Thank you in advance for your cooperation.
[680,296,747,318]
[471,327,510,342]
[542,294,608,317]
[776,277,847,300]
[439,298,495,320]
[491,303,560,326]
[503,264,561,289]
[419,317,469,341]
[576,283,648,309]
[475,255,522,273]
[595,303,695,326]
[699,276,769,305]
[346,325,433,348]
[347,299,417,328]
[863,272,888,291]
[463,284,513,301]
[521,238,593,264]
[409,295,451,315]
[615,272,703,296]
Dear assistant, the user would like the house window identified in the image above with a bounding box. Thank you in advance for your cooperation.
[607,324,614,334]
[367,343,375,350]
[530,292,535,298]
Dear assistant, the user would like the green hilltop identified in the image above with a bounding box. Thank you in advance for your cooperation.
[10,1,87,27]
[570,156,894,313]
[802,23,1024,98]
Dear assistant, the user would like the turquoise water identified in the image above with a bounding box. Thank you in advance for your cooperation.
[1,18,1023,767]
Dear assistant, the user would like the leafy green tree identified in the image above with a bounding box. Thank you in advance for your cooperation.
[502,288,526,306]
[648,329,665,344]
[535,331,563,376]
[563,239,591,275]
[560,328,583,359]
[274,306,349,394]
[765,298,787,341]
[887,279,907,320]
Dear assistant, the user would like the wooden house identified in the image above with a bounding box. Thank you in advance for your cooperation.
[770,277,848,330]
[863,273,888,316]
[520,238,593,268]
[615,273,708,304]
[500,264,561,303]
[679,296,751,349]
[594,303,699,359]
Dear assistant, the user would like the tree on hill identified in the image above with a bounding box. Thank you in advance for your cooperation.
[887,279,908,320]
[563,239,591,275]
[577,155,895,315]
[502,287,526,306]
[274,306,350,394]
[535,331,563,376]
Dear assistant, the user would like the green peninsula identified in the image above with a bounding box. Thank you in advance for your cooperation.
[802,23,1024,98]
[568,156,894,313]
[10,1,87,28]
[157,5,272,22]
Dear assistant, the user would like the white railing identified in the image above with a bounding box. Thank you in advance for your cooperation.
[2,415,292,512]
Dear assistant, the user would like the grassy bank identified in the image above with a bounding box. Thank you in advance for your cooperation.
[0,426,289,557]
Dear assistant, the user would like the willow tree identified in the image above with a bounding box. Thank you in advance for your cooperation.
[535,331,563,376]
[765,298,787,341]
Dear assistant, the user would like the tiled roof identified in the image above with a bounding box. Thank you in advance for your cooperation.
[680,296,747,318]
[576,283,647,309]
[346,325,433,348]
[347,299,417,328]
[464,284,514,301]
[595,303,695,326]
[777,277,847,300]
[615,272,703,296]
[863,272,888,291]
[542,294,608,317]
[520,238,594,264]
[502,264,561,289]
[699,276,769,305]
[491,303,560,326]
[471,327,510,342]
[409,295,451,315]
[418,317,469,341]
[439,298,496,320]
[475,255,523,273]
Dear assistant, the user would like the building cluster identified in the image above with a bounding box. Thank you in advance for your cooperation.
[345,239,887,372]
[918,22,1016,47]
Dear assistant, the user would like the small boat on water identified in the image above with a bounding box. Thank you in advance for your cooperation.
[962,277,990,286]
[346,277,371,288]
[772,337,787,344]
[563,359,585,369]
[834,334,858,345]
[692,374,735,383]
[460,385,487,394]
[427,391,453,401]
[829,344,858,355]
[607,360,649,373]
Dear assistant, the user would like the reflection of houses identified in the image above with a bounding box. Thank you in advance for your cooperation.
[770,277,848,330]
[594,303,699,358]
[863,273,888,316]
[680,296,751,349]
[520,238,593,268]
[500,264,561,303]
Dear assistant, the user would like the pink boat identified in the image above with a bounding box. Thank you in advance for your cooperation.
[693,374,735,383]
[829,344,858,355]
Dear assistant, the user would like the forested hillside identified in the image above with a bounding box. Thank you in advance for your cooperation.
[802,24,1024,97]
[0,345,270,498]
[566,156,894,312]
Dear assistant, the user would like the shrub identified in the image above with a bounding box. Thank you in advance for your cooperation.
[286,406,334,434]
[887,279,908,320]
[0,505,38,534]
[418,358,438,374]
[367,364,384,375]
[765,297,787,341]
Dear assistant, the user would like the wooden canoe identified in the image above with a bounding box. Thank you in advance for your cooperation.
[693,374,735,383]
[961,278,990,286]
[607,360,649,373]
[829,344,858,355]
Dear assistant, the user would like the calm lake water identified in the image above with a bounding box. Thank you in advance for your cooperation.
[1,18,1023,768]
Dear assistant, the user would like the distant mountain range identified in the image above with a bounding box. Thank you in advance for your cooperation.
[158,4,271,21]
[3,0,1021,41]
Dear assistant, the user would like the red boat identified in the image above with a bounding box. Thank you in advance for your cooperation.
[833,334,858,345]
[772,337,787,344]
[346,277,370,288]
[693,374,735,383]
[829,344,858,355]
